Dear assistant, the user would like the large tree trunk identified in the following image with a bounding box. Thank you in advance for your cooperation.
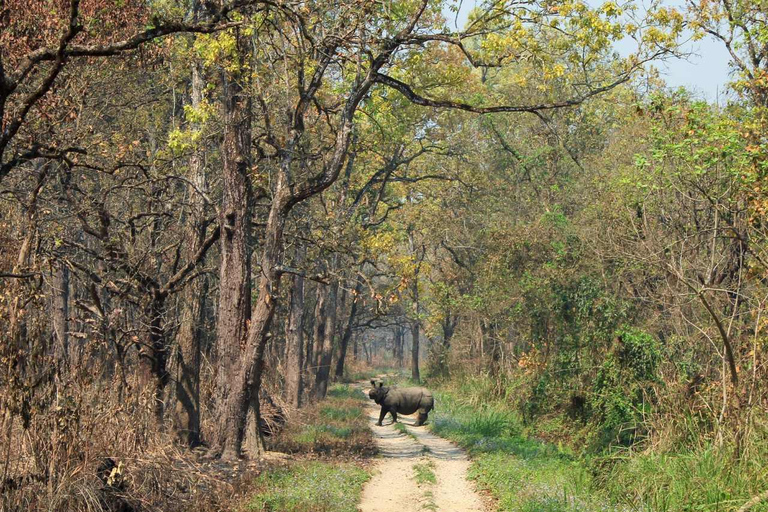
[334,280,361,381]
[410,273,421,383]
[211,183,291,460]
[49,165,71,369]
[172,59,209,447]
[210,33,375,459]
[50,261,69,367]
[411,319,421,383]
[309,282,328,380]
[139,294,169,427]
[442,313,456,350]
[393,325,405,368]
[211,42,253,450]
[314,271,339,400]
[284,245,306,408]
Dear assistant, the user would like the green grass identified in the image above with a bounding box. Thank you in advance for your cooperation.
[393,422,408,434]
[326,384,365,400]
[431,390,604,512]
[293,424,353,443]
[430,383,768,512]
[421,490,438,511]
[267,383,374,456]
[251,383,374,511]
[320,404,362,422]
[600,448,768,512]
[246,461,370,512]
[412,460,437,485]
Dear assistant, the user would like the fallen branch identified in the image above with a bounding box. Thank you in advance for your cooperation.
[738,490,768,512]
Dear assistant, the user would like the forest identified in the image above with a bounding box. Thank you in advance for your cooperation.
[2,0,768,511]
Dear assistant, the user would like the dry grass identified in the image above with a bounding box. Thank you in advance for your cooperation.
[267,384,375,459]
[0,367,279,512]
[1,440,263,512]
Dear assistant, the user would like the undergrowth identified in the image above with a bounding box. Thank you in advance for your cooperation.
[245,461,369,512]
[430,379,768,512]
[249,382,375,511]
[267,383,374,456]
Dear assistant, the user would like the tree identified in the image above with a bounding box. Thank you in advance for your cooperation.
[0,0,249,184]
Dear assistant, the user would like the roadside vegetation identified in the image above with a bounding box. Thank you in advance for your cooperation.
[268,384,374,457]
[428,376,768,512]
[412,460,437,486]
[246,383,374,511]
[246,461,369,512]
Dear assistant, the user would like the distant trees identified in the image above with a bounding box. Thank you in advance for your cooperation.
[1,5,696,504]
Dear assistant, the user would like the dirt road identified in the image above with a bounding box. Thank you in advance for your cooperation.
[357,385,487,512]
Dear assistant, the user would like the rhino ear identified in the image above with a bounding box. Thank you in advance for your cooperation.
[370,379,376,387]
[378,382,383,388]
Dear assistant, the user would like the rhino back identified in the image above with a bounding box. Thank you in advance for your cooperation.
[387,387,433,415]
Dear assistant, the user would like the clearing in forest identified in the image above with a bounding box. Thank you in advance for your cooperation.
[358,384,487,512]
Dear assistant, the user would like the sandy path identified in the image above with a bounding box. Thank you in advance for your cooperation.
[358,385,486,512]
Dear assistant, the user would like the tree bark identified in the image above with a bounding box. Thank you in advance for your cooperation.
[284,245,306,408]
[211,37,253,451]
[211,182,291,460]
[410,266,421,383]
[334,281,362,381]
[210,29,378,458]
[50,261,69,367]
[393,324,405,368]
[139,294,169,427]
[411,318,421,383]
[310,282,328,379]
[172,59,209,446]
[315,270,339,399]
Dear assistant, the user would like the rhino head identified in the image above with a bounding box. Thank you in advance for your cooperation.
[368,380,389,404]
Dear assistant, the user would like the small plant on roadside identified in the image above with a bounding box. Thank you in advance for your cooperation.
[412,460,437,485]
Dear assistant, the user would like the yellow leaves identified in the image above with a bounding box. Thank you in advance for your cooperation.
[652,6,684,26]
[642,7,684,46]
[543,63,566,80]
[167,128,200,156]
[167,100,215,156]
[600,1,623,17]
[193,31,242,73]
[361,231,397,258]
[182,101,215,125]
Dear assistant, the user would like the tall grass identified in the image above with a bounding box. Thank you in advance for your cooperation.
[431,389,606,512]
[601,447,768,512]
[430,376,768,512]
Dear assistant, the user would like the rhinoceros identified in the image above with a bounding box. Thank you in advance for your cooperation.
[368,380,434,426]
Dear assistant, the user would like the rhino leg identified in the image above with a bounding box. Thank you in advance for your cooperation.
[391,410,398,423]
[415,410,429,426]
[377,407,387,426]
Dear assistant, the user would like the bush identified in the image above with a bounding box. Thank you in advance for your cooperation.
[617,326,662,381]
[589,327,661,447]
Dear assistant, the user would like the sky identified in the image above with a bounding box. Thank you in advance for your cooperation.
[443,0,734,103]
